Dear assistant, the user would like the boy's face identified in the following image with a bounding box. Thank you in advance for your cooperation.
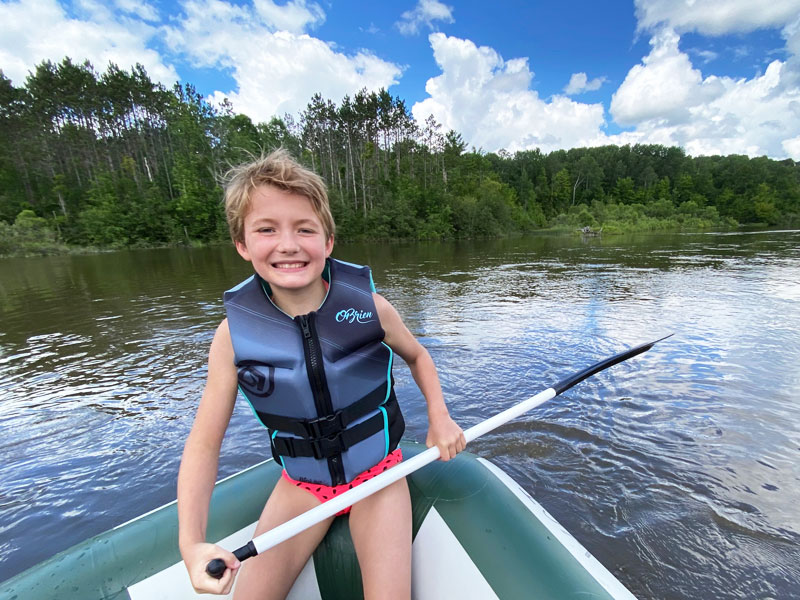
[235,185,333,296]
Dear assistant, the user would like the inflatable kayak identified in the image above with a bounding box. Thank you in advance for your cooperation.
[0,442,636,599]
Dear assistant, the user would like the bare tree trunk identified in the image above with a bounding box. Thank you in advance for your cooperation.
[572,175,584,205]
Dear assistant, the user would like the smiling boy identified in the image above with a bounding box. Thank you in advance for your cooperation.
[177,149,465,599]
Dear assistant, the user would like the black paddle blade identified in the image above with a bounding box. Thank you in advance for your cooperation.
[552,334,673,395]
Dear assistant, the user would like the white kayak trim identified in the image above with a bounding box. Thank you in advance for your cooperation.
[112,453,637,600]
[411,507,499,600]
[127,517,323,600]
[477,458,638,600]
[127,504,499,600]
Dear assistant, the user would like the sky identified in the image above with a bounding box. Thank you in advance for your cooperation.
[2,0,800,159]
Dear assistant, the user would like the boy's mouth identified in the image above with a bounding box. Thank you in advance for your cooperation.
[272,262,307,269]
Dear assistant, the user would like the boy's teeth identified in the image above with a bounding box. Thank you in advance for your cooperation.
[276,263,304,269]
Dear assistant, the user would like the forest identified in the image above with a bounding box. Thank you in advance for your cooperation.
[1,59,799,255]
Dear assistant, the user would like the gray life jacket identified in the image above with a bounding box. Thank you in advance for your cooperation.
[223,258,404,486]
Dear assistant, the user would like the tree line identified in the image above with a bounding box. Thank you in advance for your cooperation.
[1,59,798,255]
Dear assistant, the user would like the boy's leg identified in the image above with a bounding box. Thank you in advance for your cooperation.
[348,478,412,600]
[233,476,334,600]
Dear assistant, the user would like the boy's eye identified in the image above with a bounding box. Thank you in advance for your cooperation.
[299,228,315,234]
[258,227,275,233]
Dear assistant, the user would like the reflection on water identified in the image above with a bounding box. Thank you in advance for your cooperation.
[1,232,800,598]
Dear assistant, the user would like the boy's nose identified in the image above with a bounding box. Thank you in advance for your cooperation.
[276,232,299,252]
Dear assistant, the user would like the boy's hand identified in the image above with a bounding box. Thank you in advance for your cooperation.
[181,542,240,595]
[426,413,466,461]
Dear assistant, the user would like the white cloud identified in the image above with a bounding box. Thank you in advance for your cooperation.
[564,72,607,95]
[114,0,159,22]
[414,26,800,159]
[610,29,723,126]
[783,135,800,159]
[166,0,402,121]
[411,33,606,153]
[633,0,800,92]
[602,2,800,158]
[0,0,177,85]
[396,0,454,36]
[609,28,800,158]
[690,48,718,64]
[251,0,325,34]
[634,0,800,35]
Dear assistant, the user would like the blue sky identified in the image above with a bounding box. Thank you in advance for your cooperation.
[2,0,800,159]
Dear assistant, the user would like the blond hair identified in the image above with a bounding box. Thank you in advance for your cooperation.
[223,148,335,243]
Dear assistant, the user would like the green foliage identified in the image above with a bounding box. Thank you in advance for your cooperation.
[1,59,798,255]
[0,209,67,255]
[79,172,128,246]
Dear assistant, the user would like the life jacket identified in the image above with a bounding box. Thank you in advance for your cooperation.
[223,258,405,486]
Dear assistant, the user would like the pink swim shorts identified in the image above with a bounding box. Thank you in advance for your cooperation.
[282,448,404,516]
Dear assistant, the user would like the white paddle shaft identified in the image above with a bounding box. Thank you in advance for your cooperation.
[250,386,557,554]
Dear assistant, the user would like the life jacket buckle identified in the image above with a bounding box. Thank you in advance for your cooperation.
[311,432,346,460]
[305,411,345,439]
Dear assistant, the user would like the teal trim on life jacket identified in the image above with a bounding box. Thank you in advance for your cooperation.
[238,385,269,429]
[271,430,286,469]
[379,406,389,458]
[379,342,393,457]
[381,342,394,403]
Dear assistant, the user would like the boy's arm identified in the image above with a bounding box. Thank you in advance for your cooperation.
[177,319,241,594]
[374,293,465,461]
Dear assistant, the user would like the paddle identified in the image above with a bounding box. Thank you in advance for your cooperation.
[206,334,671,578]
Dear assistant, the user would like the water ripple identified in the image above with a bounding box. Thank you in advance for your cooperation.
[1,234,800,597]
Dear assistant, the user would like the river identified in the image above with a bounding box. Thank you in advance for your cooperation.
[1,230,799,598]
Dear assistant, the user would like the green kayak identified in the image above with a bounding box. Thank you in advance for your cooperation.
[0,442,636,599]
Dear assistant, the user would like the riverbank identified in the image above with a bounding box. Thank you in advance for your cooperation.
[2,220,770,259]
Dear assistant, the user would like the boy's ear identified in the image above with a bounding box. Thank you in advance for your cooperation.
[325,234,334,257]
[234,239,251,262]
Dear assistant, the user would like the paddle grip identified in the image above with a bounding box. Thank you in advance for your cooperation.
[206,541,258,579]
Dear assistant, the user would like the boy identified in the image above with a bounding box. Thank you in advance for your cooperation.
[177,149,465,599]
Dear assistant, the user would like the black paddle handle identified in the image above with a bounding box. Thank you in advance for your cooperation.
[206,541,258,579]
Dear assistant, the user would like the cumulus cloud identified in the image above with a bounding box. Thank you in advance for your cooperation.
[166,0,402,121]
[564,72,607,95]
[610,29,723,126]
[250,0,325,34]
[590,0,800,158]
[0,0,177,85]
[609,28,800,158]
[783,135,800,158]
[634,0,800,35]
[411,33,606,154]
[414,22,800,159]
[396,0,454,36]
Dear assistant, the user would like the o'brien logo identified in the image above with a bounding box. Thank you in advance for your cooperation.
[335,308,375,324]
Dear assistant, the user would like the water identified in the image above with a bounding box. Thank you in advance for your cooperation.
[1,231,799,598]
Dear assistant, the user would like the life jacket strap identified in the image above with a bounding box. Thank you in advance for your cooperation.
[256,379,393,438]
[272,398,398,460]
